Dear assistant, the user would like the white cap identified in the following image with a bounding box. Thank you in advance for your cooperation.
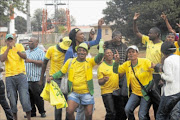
[126,45,139,52]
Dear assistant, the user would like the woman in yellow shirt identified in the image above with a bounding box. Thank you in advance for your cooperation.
[113,45,154,120]
[98,49,120,120]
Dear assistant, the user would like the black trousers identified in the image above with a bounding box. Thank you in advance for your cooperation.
[0,80,13,120]
[102,93,127,120]
[28,81,45,115]
[152,74,161,117]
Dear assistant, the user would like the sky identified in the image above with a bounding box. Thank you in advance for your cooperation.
[15,0,110,25]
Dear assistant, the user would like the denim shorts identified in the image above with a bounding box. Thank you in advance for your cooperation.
[68,92,94,105]
[6,73,32,113]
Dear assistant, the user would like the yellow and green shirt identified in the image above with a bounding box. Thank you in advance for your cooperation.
[142,35,163,64]
[0,44,26,77]
[98,61,119,95]
[53,53,104,95]
[174,41,180,55]
[113,58,153,100]
[45,45,65,75]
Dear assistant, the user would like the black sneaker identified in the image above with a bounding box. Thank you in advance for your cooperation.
[24,114,36,118]
[41,113,46,118]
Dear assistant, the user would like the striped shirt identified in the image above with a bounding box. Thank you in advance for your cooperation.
[105,41,127,65]
[25,47,45,82]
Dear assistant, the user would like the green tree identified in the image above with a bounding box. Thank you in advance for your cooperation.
[103,0,180,43]
[0,0,26,26]
[31,8,43,31]
[15,16,27,34]
[52,8,76,26]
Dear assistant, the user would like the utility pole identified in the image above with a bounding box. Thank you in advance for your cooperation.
[27,0,31,34]
[45,0,66,33]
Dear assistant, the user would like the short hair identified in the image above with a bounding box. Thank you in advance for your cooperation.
[112,31,121,39]
[151,27,161,37]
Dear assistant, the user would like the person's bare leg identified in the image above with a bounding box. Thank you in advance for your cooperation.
[26,111,31,120]
[13,113,17,120]
[67,100,79,120]
[84,104,93,120]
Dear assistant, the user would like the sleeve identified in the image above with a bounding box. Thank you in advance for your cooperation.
[52,59,70,79]
[94,53,104,64]
[97,65,103,79]
[87,29,102,47]
[19,44,25,52]
[64,49,73,63]
[61,59,71,74]
[0,47,5,54]
[142,35,149,45]
[45,47,51,60]
[161,59,173,82]
[118,62,126,74]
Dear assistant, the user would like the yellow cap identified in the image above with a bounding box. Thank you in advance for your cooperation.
[59,37,72,50]
[75,43,88,52]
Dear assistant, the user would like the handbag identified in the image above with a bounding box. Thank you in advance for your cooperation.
[60,59,72,94]
[131,64,160,105]
[119,74,128,96]
[112,89,121,96]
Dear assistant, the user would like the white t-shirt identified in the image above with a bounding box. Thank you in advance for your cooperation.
[161,54,180,96]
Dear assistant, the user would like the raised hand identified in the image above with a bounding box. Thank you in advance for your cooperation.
[133,12,140,21]
[161,12,167,20]
[177,23,180,28]
[114,49,120,63]
[98,18,104,27]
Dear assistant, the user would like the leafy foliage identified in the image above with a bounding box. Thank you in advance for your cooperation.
[103,0,180,43]
[0,0,27,26]
[15,16,27,34]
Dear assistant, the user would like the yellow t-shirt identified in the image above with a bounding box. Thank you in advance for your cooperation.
[142,35,163,64]
[98,61,119,95]
[118,58,153,96]
[0,44,26,77]
[45,45,65,75]
[174,41,180,55]
[61,58,96,94]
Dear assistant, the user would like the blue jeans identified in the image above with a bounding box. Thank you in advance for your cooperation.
[156,92,180,120]
[125,93,151,120]
[5,74,31,113]
[0,80,13,120]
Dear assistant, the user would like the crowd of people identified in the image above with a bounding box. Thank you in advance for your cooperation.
[0,12,180,120]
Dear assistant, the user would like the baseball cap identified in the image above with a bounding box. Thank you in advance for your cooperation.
[59,37,72,50]
[126,45,139,52]
[161,41,176,55]
[6,34,13,40]
[75,43,88,52]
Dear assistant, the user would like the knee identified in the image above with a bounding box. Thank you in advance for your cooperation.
[125,105,131,115]
[67,108,74,116]
[138,111,149,120]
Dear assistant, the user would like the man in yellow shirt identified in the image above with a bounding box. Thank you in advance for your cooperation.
[0,34,31,120]
[133,13,163,116]
[97,49,120,120]
[40,37,71,120]
[47,40,104,120]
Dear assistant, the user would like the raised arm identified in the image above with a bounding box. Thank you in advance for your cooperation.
[113,50,120,73]
[88,18,104,47]
[161,12,176,35]
[133,13,143,39]
[94,39,104,64]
